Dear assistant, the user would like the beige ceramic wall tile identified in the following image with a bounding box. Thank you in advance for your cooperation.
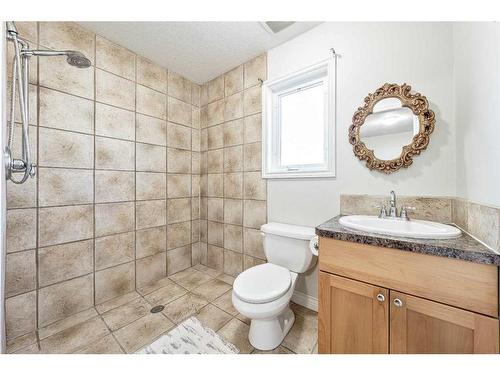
[224,146,243,172]
[14,21,38,43]
[243,86,262,116]
[8,83,38,125]
[136,114,167,146]
[223,250,243,276]
[168,71,192,103]
[207,149,223,173]
[137,56,167,93]
[96,35,135,80]
[192,107,201,129]
[5,291,37,340]
[7,177,37,209]
[224,92,244,121]
[95,103,135,141]
[208,221,224,247]
[137,143,167,172]
[95,136,135,171]
[39,22,95,64]
[167,198,191,223]
[243,255,265,270]
[6,209,36,252]
[136,226,167,259]
[224,173,243,199]
[167,123,192,150]
[136,252,167,287]
[224,225,243,253]
[136,200,167,229]
[207,100,225,127]
[95,261,135,304]
[208,76,224,103]
[137,84,167,119]
[207,173,223,197]
[136,172,167,200]
[167,245,192,275]
[243,200,266,229]
[95,170,135,203]
[5,250,36,297]
[167,222,191,250]
[39,55,94,100]
[207,198,224,222]
[244,54,266,89]
[243,228,266,259]
[38,168,94,206]
[39,87,94,134]
[95,232,135,270]
[167,148,191,173]
[38,240,93,287]
[224,119,244,147]
[192,84,201,107]
[452,198,468,230]
[95,202,135,237]
[244,113,262,144]
[168,96,192,126]
[167,174,191,198]
[38,205,93,247]
[38,274,94,327]
[38,308,98,340]
[96,69,135,110]
[224,199,243,225]
[244,171,266,200]
[243,142,262,171]
[39,127,94,168]
[224,65,243,96]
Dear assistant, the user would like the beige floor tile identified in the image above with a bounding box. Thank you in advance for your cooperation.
[169,268,213,290]
[196,304,232,331]
[162,293,208,323]
[235,313,251,325]
[113,313,174,353]
[39,308,98,340]
[96,291,142,314]
[6,331,38,354]
[14,342,42,354]
[194,263,223,277]
[192,278,232,301]
[216,274,235,285]
[136,277,175,296]
[217,318,253,354]
[143,281,187,306]
[39,316,110,354]
[212,290,238,316]
[290,302,317,319]
[75,334,124,354]
[101,298,151,331]
[282,312,318,354]
[253,345,294,354]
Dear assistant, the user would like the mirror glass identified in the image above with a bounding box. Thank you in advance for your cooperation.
[359,98,419,160]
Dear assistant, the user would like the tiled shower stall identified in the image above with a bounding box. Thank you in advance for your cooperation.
[4,22,267,345]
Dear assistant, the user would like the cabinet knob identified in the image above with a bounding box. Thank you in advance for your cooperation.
[376,293,385,302]
[393,298,403,307]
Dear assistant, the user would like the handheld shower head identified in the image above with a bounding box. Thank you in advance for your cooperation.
[65,51,92,68]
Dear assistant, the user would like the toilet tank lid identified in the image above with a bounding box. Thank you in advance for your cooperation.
[261,222,316,240]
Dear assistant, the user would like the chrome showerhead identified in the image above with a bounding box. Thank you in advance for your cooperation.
[65,51,91,68]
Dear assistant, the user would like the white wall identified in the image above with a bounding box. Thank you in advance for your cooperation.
[266,23,456,298]
[453,22,500,208]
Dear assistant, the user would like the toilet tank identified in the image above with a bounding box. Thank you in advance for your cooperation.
[261,222,317,273]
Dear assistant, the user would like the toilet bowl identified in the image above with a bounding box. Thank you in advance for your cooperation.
[231,222,317,351]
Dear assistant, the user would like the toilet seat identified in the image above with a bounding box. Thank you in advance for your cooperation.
[233,263,291,304]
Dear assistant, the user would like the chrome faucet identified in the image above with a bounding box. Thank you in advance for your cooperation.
[389,190,397,218]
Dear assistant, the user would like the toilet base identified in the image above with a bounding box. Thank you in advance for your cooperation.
[248,306,295,351]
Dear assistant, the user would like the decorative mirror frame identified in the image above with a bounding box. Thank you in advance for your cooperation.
[348,83,436,174]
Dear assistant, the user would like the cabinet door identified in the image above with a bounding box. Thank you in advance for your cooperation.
[318,272,389,353]
[390,291,500,354]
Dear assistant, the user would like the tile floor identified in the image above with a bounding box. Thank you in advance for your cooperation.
[7,264,318,354]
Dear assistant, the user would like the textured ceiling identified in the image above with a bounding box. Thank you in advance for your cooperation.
[79,21,321,84]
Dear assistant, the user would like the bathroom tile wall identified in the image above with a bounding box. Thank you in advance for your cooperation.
[199,54,268,276]
[4,22,201,342]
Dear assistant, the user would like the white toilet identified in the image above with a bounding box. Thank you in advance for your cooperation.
[232,222,317,351]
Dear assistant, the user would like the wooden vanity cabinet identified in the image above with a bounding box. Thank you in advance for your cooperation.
[318,237,500,354]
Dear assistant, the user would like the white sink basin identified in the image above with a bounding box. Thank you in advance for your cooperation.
[339,215,461,240]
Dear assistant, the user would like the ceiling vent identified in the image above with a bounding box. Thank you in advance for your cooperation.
[261,21,296,34]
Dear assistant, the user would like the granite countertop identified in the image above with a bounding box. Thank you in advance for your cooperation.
[316,215,500,266]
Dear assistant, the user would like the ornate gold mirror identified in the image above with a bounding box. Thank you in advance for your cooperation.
[349,83,435,173]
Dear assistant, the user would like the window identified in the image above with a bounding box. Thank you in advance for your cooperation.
[262,59,335,178]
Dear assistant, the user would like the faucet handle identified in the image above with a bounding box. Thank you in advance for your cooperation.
[400,206,416,220]
[372,204,387,218]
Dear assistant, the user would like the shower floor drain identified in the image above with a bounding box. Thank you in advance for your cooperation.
[150,305,165,313]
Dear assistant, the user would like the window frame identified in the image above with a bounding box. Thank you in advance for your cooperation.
[262,58,336,179]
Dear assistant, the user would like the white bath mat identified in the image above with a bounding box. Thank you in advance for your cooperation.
[137,316,239,354]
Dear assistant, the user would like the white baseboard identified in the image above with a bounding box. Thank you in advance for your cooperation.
[291,290,318,312]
